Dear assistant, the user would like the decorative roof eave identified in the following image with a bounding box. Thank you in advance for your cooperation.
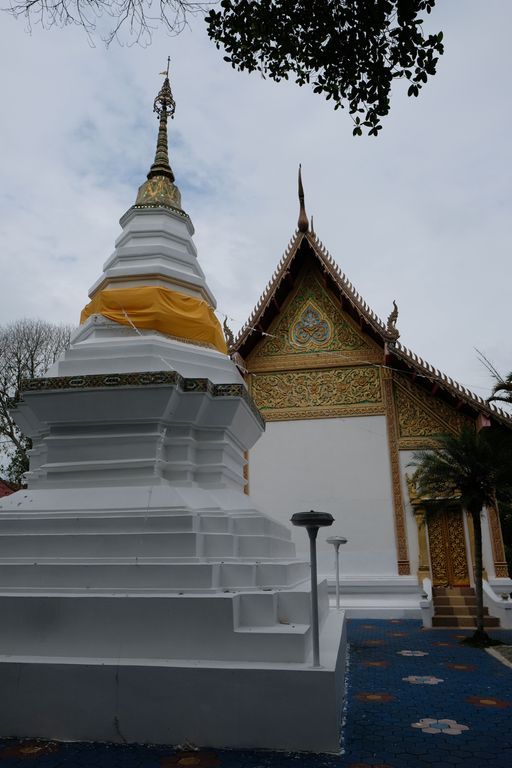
[388,341,512,429]
[234,228,394,356]
[233,229,304,353]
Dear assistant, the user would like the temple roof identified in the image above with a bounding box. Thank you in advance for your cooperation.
[234,218,512,431]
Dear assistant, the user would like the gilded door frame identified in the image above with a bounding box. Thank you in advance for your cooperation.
[425,504,471,588]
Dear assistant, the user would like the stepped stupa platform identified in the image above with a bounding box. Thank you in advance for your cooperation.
[0,66,346,753]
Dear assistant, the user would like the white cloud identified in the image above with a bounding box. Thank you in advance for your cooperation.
[0,2,511,402]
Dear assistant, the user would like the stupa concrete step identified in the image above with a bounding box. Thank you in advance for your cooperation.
[238,583,328,627]
[0,513,196,534]
[0,531,295,559]
[0,588,326,663]
[0,511,291,538]
[0,559,310,591]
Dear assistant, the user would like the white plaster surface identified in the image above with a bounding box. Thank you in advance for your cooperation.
[249,416,401,581]
[47,316,243,384]
[88,207,216,305]
[483,580,512,628]
[0,610,346,753]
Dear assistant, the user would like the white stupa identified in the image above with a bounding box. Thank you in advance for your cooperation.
[0,68,345,753]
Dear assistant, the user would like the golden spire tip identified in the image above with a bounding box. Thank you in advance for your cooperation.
[297,164,309,233]
[134,62,182,211]
[147,62,176,182]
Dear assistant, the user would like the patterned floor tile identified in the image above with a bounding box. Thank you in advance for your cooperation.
[402,675,444,685]
[411,718,470,735]
[466,695,511,708]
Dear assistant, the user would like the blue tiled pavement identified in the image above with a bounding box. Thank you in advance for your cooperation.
[1,620,511,767]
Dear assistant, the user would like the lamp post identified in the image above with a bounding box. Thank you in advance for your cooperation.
[326,536,348,611]
[291,510,334,667]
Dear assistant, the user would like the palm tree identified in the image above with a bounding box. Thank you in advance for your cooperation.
[476,350,512,409]
[410,426,512,645]
[489,372,512,407]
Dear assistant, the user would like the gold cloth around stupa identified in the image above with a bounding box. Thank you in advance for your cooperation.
[81,285,227,353]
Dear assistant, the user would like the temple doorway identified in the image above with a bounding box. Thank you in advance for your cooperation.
[427,508,470,587]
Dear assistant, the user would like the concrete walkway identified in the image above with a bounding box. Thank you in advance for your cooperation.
[1,619,511,767]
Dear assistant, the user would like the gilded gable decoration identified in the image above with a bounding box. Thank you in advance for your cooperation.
[382,368,410,575]
[250,366,383,422]
[290,301,332,349]
[249,268,380,371]
[394,373,471,450]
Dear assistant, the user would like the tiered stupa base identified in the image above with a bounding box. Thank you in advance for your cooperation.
[0,319,346,752]
[0,483,345,752]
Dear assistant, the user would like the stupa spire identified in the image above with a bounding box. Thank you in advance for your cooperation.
[297,164,309,233]
[135,59,183,211]
[148,57,176,182]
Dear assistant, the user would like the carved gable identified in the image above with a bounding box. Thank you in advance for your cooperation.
[250,366,384,422]
[247,266,380,372]
[394,374,471,449]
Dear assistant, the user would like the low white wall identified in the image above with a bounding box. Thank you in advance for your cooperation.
[249,416,399,579]
[0,610,347,753]
[483,580,512,628]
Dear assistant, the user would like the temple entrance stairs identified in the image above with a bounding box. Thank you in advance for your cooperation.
[432,586,500,628]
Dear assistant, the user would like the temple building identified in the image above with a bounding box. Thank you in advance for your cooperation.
[233,174,512,625]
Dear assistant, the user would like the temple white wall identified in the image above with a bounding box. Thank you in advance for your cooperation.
[248,415,399,580]
[398,451,420,578]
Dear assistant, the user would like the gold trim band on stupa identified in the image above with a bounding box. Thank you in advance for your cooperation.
[135,58,183,212]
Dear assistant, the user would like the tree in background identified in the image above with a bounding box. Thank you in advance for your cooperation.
[477,350,512,411]
[488,373,512,408]
[207,0,443,135]
[410,426,512,647]
[5,0,443,134]
[0,319,72,484]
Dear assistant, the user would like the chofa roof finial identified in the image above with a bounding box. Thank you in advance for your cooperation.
[297,164,309,233]
[386,300,400,341]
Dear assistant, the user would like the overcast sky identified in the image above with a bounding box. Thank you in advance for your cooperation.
[0,2,511,405]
